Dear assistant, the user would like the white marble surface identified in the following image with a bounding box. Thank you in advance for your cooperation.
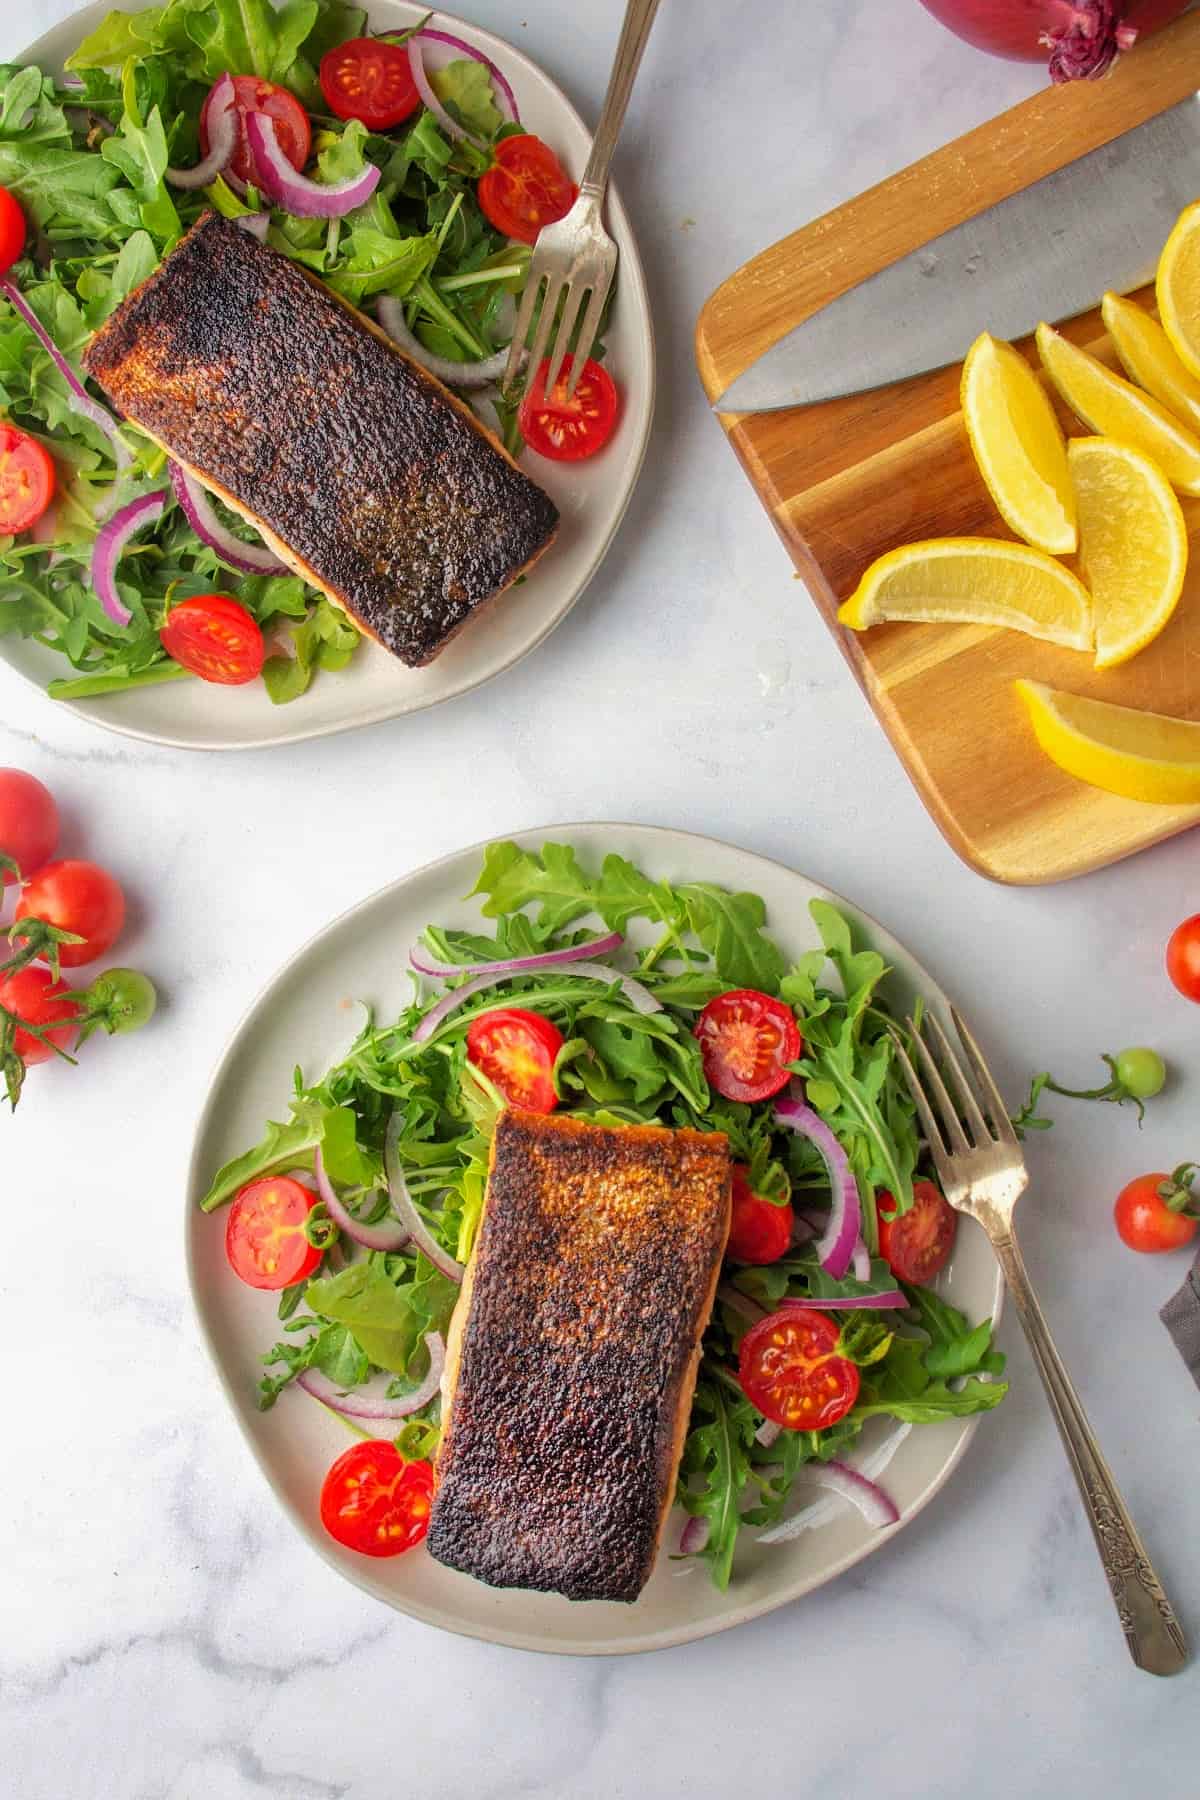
[4,2,1199,1794]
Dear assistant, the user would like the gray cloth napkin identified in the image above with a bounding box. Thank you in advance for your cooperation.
[1160,1248,1200,1390]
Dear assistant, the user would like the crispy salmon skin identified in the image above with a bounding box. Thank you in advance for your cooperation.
[82,212,559,667]
[428,1109,731,1604]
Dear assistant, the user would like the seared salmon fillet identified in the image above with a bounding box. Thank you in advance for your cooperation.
[428,1109,731,1603]
[82,212,559,667]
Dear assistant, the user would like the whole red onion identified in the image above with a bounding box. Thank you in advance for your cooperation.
[915,0,1189,80]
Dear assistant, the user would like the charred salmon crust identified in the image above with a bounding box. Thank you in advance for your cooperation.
[428,1110,731,1604]
[82,211,559,668]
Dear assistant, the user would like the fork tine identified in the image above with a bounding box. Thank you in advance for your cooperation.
[905,1016,971,1155]
[890,1035,956,1193]
[925,1010,989,1147]
[950,1006,1019,1146]
[503,266,546,400]
[544,280,588,400]
[516,271,565,409]
[564,267,613,399]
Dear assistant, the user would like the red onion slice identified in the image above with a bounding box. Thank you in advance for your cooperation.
[167,71,235,188]
[407,37,486,148]
[1,276,132,469]
[297,1330,445,1429]
[168,461,286,573]
[412,960,660,1044]
[384,1112,464,1284]
[755,1418,782,1448]
[245,112,380,218]
[91,490,165,626]
[782,1291,906,1313]
[677,1515,710,1555]
[314,1146,409,1253]
[376,296,516,389]
[409,929,623,979]
[852,1237,871,1283]
[755,1425,911,1545]
[811,1461,900,1529]
[774,1096,860,1280]
[236,212,271,242]
[415,27,520,122]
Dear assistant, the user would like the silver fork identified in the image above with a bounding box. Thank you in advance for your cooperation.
[892,1006,1188,1677]
[502,0,663,403]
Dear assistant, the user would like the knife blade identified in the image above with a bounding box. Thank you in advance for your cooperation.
[715,92,1200,415]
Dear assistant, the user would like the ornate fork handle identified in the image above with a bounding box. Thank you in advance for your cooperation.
[990,1229,1187,1676]
[580,0,663,200]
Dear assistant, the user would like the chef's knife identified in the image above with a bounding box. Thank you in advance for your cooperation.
[714,92,1200,414]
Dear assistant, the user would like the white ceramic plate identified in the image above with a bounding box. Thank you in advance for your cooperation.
[3,3,654,750]
[186,824,1005,1656]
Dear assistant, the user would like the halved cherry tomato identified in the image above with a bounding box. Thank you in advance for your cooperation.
[0,768,58,885]
[320,1442,434,1557]
[693,988,802,1103]
[466,1006,564,1112]
[518,355,619,463]
[0,966,79,1064]
[226,1175,322,1290]
[727,1165,794,1264]
[17,859,125,968]
[739,1307,859,1431]
[876,1179,957,1285]
[1166,914,1200,1004]
[0,424,55,533]
[320,36,420,129]
[477,133,576,244]
[200,75,311,189]
[1114,1169,1199,1254]
[0,185,27,274]
[160,594,265,686]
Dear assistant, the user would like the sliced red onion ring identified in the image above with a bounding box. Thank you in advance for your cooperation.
[469,391,502,439]
[755,1418,782,1448]
[384,1112,463,1284]
[782,1291,905,1313]
[245,112,380,218]
[407,37,486,148]
[236,212,271,242]
[410,930,623,979]
[91,490,165,626]
[774,1096,860,1280]
[167,71,235,188]
[314,1146,409,1253]
[415,27,520,122]
[852,1237,871,1283]
[376,296,516,389]
[1,276,131,468]
[297,1330,445,1430]
[756,1425,911,1545]
[677,1515,710,1555]
[168,461,285,573]
[412,960,660,1044]
[811,1461,900,1529]
[716,1283,767,1325]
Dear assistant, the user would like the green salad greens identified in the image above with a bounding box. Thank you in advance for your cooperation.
[200,840,1007,1591]
[0,1,562,704]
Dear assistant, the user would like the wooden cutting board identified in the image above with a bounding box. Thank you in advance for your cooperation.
[695,12,1200,885]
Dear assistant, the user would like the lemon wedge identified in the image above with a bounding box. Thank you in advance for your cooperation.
[1156,199,1200,383]
[1067,437,1188,670]
[1016,680,1200,804]
[1101,292,1200,435]
[961,332,1076,553]
[839,538,1093,649]
[1036,322,1200,495]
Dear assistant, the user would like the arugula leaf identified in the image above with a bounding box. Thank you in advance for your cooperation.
[430,59,502,139]
[320,1104,380,1188]
[185,0,319,85]
[66,8,171,71]
[261,598,360,704]
[677,1379,754,1590]
[306,1254,457,1375]
[0,142,124,236]
[679,883,785,992]
[199,1104,323,1210]
[323,225,438,301]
